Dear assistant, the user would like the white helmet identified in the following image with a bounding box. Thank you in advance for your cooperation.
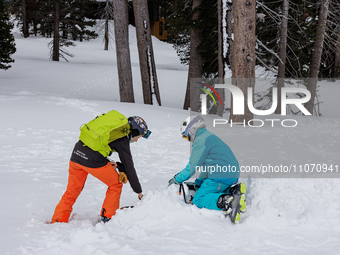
[180,115,206,141]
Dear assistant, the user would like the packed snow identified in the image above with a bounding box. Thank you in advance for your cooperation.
[1,22,340,255]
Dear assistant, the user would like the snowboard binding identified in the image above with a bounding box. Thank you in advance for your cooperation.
[229,182,247,213]
[179,182,200,204]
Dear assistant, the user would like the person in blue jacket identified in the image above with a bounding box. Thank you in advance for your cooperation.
[168,115,246,223]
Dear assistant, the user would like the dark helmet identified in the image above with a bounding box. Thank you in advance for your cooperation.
[128,116,151,139]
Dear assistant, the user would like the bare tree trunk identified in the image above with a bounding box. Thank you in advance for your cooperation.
[22,0,29,38]
[52,1,60,61]
[226,0,234,71]
[305,0,329,114]
[218,0,233,117]
[334,24,340,79]
[33,19,38,36]
[104,0,110,51]
[218,0,224,117]
[231,0,256,122]
[113,0,135,103]
[62,23,67,39]
[226,0,234,116]
[275,0,289,115]
[183,0,203,111]
[72,21,77,41]
[132,0,161,105]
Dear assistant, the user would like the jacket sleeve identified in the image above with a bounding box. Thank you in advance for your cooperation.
[175,140,208,183]
[110,137,142,194]
[175,162,190,182]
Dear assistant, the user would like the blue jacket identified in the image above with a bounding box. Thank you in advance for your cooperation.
[175,128,239,185]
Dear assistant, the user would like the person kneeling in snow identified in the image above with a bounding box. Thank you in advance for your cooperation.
[51,115,151,224]
[168,116,246,223]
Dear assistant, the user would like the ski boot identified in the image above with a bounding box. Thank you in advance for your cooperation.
[101,215,111,223]
[229,183,246,213]
[217,194,234,214]
[217,193,244,224]
[101,208,111,223]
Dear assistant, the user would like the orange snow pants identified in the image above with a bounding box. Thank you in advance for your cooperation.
[51,161,123,223]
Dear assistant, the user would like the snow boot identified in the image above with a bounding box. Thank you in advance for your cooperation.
[229,182,246,213]
[217,194,234,214]
[101,215,111,223]
[101,208,111,223]
[217,193,245,224]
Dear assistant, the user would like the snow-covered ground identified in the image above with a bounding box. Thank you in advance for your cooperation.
[1,22,340,255]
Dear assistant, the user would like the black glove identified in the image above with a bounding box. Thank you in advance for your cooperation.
[116,162,125,173]
[116,162,128,184]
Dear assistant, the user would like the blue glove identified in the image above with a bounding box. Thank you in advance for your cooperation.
[168,176,181,186]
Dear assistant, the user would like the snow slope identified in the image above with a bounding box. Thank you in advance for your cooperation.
[1,22,340,255]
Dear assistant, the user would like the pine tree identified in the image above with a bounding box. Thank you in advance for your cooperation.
[0,0,16,70]
[10,0,97,61]
[158,0,219,78]
[38,0,98,61]
[157,0,192,65]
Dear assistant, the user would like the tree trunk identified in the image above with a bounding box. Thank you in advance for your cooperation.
[22,0,29,38]
[226,0,234,72]
[104,0,110,51]
[217,0,224,117]
[305,0,329,114]
[275,0,289,115]
[62,23,67,39]
[333,23,340,79]
[183,0,203,111]
[72,22,77,41]
[113,0,135,103]
[132,0,161,105]
[33,19,38,36]
[52,1,60,61]
[217,0,233,117]
[231,0,256,122]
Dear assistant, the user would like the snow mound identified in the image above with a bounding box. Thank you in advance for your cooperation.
[22,186,231,255]
[20,178,340,255]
